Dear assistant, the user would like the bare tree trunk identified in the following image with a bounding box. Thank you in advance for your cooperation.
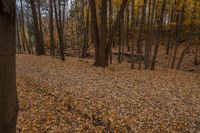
[20,0,31,54]
[26,15,34,55]
[144,0,152,68]
[99,0,108,67]
[82,1,89,58]
[106,0,129,66]
[16,18,22,54]
[38,0,45,48]
[91,0,128,67]
[138,0,147,70]
[126,5,130,52]
[30,0,45,55]
[171,0,186,69]
[150,0,167,70]
[54,0,65,61]
[90,0,101,66]
[118,19,124,63]
[131,0,135,69]
[177,1,196,69]
[0,0,18,132]
[145,0,156,69]
[49,0,55,56]
[109,0,113,64]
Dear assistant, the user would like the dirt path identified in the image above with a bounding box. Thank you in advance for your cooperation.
[16,54,200,132]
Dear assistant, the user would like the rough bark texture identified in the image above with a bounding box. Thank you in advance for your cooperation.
[0,0,18,132]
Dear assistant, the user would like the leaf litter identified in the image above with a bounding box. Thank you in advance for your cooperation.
[16,55,200,132]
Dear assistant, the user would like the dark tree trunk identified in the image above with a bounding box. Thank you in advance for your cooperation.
[30,0,45,55]
[0,0,18,132]
[99,0,108,67]
[20,0,31,54]
[49,0,55,56]
[177,1,196,70]
[137,0,147,70]
[82,2,89,58]
[90,0,100,66]
[131,0,135,69]
[54,0,65,61]
[150,0,167,70]
[171,0,186,69]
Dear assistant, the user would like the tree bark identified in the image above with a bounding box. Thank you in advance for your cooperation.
[30,0,45,55]
[49,0,55,56]
[150,0,167,70]
[131,0,135,69]
[90,0,100,66]
[0,0,18,132]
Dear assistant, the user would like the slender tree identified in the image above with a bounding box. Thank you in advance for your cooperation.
[30,0,46,55]
[150,0,167,70]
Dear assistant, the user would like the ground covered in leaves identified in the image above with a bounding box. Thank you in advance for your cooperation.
[16,54,200,132]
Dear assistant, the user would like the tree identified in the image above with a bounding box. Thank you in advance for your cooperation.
[131,0,135,69]
[137,0,147,70]
[0,0,18,132]
[90,0,129,67]
[49,0,55,56]
[30,0,45,55]
[150,0,167,70]
[53,0,65,61]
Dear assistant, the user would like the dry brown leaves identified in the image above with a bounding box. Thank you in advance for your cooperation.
[16,55,200,132]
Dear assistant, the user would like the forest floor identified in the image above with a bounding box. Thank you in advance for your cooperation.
[16,54,200,132]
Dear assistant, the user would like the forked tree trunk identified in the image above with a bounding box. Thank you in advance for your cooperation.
[0,0,18,132]
[90,0,128,67]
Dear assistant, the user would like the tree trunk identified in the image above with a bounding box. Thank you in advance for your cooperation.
[26,15,34,55]
[106,0,129,66]
[30,0,45,55]
[82,2,89,58]
[145,0,156,69]
[99,0,108,67]
[171,0,186,69]
[20,0,31,54]
[109,0,113,64]
[138,0,147,70]
[150,0,167,70]
[177,1,196,70]
[38,0,45,48]
[131,0,135,69]
[0,0,18,132]
[54,0,65,61]
[90,0,100,66]
[16,18,22,54]
[49,0,55,56]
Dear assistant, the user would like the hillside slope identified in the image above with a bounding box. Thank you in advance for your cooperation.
[16,55,200,132]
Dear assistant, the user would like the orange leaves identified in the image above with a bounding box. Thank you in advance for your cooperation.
[16,55,200,132]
